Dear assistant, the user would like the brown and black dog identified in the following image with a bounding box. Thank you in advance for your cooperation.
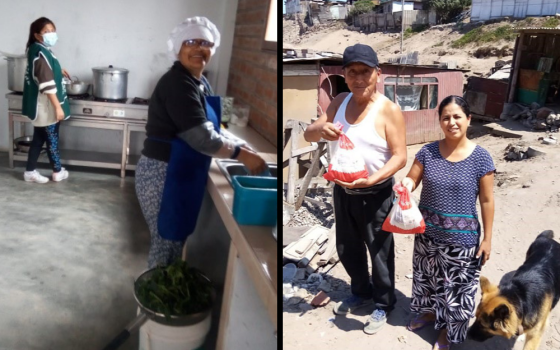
[468,230,560,350]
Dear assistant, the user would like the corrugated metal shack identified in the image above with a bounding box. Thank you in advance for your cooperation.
[466,76,509,120]
[283,53,468,145]
[506,27,560,106]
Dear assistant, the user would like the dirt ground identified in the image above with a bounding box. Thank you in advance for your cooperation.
[283,122,560,350]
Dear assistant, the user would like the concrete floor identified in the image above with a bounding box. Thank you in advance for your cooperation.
[0,153,151,350]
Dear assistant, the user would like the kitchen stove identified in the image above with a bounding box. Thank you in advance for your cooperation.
[68,94,128,104]
[6,92,148,121]
[67,94,148,120]
[67,93,90,100]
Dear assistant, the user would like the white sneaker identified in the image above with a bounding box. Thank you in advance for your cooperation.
[52,168,69,182]
[24,170,49,184]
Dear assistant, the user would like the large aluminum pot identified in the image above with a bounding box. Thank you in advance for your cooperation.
[4,55,27,92]
[92,65,128,100]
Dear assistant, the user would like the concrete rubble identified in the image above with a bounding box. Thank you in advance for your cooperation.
[310,291,331,307]
[501,102,560,132]
[282,224,340,308]
[504,142,547,161]
[284,188,335,228]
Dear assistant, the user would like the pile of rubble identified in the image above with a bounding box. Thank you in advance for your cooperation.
[283,225,340,310]
[284,189,334,228]
[501,102,560,132]
[504,142,547,161]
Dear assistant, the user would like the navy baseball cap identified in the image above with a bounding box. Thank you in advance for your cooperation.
[342,44,379,68]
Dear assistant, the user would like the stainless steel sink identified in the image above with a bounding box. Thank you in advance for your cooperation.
[216,159,277,185]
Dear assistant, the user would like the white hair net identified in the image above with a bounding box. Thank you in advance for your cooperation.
[167,16,221,62]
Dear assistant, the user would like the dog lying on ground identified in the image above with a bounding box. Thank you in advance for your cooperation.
[468,230,560,350]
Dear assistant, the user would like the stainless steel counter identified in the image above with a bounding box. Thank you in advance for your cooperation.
[5,93,147,177]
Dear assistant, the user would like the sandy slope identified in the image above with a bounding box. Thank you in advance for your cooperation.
[282,18,553,79]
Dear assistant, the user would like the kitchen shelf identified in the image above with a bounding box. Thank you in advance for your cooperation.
[126,154,141,170]
[7,107,146,178]
[13,149,122,169]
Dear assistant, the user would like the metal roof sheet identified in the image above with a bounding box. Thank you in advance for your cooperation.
[380,62,470,72]
[514,27,560,33]
[283,57,470,72]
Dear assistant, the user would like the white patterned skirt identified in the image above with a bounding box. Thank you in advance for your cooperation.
[135,155,184,269]
[410,233,481,344]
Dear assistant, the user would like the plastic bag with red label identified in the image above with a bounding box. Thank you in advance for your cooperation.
[323,122,369,183]
[382,183,426,234]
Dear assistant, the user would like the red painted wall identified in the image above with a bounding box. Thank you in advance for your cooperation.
[318,64,464,144]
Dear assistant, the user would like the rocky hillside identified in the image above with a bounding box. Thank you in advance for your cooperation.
[283,16,556,79]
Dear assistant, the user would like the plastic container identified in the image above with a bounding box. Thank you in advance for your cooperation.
[221,96,234,123]
[236,116,248,127]
[516,88,539,105]
[233,104,250,127]
[283,263,297,282]
[138,311,211,350]
[232,176,277,226]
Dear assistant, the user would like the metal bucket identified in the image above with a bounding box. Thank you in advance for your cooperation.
[102,267,214,350]
[5,56,27,92]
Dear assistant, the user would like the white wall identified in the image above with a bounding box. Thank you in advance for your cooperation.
[286,0,302,14]
[471,0,560,21]
[0,0,238,152]
[392,2,414,13]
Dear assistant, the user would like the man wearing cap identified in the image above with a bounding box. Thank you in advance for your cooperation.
[304,44,407,335]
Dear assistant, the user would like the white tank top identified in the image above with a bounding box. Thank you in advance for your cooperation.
[330,93,392,178]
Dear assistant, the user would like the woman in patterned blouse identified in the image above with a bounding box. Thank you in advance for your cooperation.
[400,95,495,350]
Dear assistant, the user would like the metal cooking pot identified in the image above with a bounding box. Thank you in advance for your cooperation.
[92,65,128,100]
[101,268,215,350]
[63,76,90,95]
[3,54,27,92]
[14,135,33,153]
[13,135,46,154]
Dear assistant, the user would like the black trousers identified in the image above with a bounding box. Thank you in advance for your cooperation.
[26,123,62,172]
[333,179,396,312]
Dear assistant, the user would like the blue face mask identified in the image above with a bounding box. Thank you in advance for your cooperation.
[42,32,58,47]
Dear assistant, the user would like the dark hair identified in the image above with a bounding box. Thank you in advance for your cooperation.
[26,17,56,50]
[438,95,470,119]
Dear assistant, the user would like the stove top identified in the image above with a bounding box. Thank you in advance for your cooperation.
[68,94,149,105]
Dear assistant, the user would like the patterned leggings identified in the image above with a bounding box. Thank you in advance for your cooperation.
[135,155,184,268]
[26,123,62,172]
[410,234,481,344]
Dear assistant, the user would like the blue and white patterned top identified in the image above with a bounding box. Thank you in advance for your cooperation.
[416,142,495,247]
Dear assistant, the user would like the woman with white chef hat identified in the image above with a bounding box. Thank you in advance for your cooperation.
[135,16,267,268]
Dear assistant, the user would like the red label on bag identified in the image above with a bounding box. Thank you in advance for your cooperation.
[394,183,412,210]
[382,221,426,234]
[381,183,426,234]
[323,124,369,183]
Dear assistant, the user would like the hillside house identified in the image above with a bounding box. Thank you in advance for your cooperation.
[471,0,560,21]
[379,0,427,13]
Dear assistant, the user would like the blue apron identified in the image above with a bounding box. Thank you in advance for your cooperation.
[156,95,222,241]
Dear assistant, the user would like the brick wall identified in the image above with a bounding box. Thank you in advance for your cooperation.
[227,0,277,147]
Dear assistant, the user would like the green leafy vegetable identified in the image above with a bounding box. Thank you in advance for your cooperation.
[136,259,213,319]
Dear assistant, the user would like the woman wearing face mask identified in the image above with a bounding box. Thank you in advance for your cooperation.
[21,17,71,183]
[135,17,267,268]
